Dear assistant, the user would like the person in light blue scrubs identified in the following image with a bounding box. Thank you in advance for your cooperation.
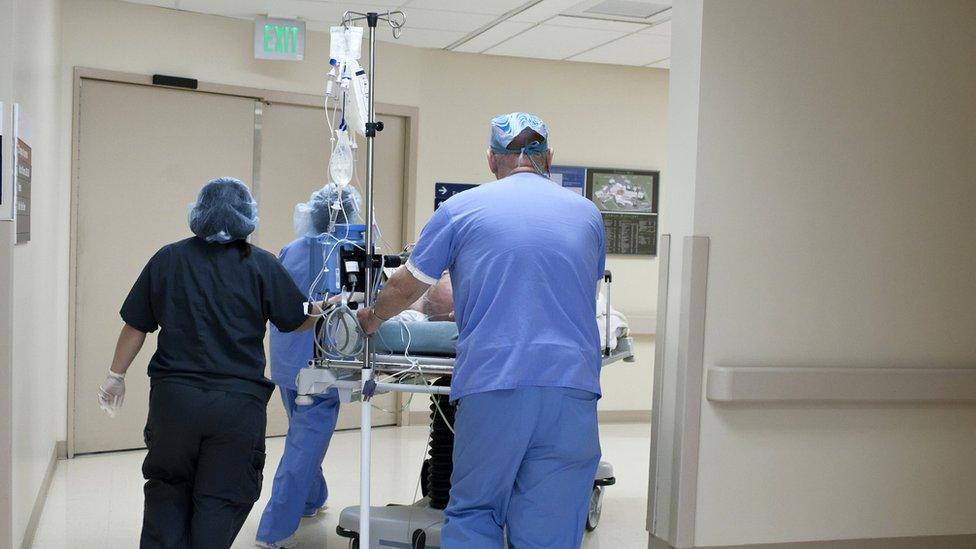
[255,184,360,548]
[358,113,606,548]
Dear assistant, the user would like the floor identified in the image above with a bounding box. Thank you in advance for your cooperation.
[33,423,651,548]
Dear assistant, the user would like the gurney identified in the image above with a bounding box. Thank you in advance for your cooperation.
[296,274,635,549]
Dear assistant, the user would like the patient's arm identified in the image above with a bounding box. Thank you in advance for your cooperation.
[405,271,454,321]
[358,266,431,334]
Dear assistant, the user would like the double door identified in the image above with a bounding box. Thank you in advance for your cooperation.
[72,77,408,454]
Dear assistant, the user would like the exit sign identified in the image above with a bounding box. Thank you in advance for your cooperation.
[254,16,305,61]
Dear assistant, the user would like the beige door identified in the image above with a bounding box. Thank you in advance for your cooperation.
[258,98,406,431]
[73,81,410,452]
[72,80,258,453]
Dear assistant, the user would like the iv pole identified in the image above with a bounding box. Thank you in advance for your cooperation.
[341,9,405,549]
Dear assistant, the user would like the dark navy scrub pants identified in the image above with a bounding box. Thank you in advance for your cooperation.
[140,382,268,549]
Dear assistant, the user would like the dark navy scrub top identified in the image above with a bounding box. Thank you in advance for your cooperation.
[120,237,308,401]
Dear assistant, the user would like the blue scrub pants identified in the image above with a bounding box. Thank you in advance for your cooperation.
[256,388,340,544]
[442,387,601,549]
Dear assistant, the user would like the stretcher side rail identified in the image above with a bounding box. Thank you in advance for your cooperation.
[296,336,636,404]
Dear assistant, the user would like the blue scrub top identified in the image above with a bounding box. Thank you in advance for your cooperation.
[269,237,316,390]
[407,172,606,401]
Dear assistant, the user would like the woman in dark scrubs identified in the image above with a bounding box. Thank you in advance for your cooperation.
[96,177,321,548]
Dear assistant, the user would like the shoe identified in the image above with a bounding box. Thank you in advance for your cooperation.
[255,535,297,548]
[302,503,328,518]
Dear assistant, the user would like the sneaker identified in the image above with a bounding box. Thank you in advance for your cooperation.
[255,535,297,549]
[302,503,328,518]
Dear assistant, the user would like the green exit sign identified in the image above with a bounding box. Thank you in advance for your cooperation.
[254,16,305,61]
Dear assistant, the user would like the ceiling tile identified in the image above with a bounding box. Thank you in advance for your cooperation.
[275,1,405,21]
[378,27,467,48]
[642,19,670,36]
[403,8,497,32]
[568,31,668,65]
[485,24,626,60]
[124,0,177,7]
[647,58,669,69]
[175,0,403,20]
[176,0,266,18]
[402,0,528,16]
[546,14,647,33]
[509,0,585,23]
[452,21,536,53]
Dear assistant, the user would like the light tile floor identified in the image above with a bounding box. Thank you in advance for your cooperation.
[33,423,650,548]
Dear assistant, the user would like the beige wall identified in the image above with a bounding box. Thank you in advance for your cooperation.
[0,0,16,544]
[2,0,66,546]
[683,0,976,545]
[60,0,667,414]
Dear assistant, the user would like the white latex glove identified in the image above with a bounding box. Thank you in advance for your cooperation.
[97,372,126,417]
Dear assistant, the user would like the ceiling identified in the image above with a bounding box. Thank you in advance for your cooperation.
[121,0,671,68]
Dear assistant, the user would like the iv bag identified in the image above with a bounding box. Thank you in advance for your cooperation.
[345,60,370,137]
[330,26,363,62]
[330,129,354,187]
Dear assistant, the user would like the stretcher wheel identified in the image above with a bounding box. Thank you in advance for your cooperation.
[412,529,427,549]
[586,485,604,532]
[349,539,359,549]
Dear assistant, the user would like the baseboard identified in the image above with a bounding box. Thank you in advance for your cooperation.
[405,409,651,426]
[648,532,976,548]
[599,409,651,423]
[20,440,65,549]
[405,410,429,426]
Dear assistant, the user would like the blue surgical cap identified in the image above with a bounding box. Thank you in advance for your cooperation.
[489,112,549,155]
[188,177,259,244]
[294,183,362,237]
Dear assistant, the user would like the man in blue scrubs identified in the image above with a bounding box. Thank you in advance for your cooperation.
[256,185,359,548]
[358,113,606,548]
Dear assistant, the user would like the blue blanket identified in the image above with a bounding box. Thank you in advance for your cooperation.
[373,321,459,357]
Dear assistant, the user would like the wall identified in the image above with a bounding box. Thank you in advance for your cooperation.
[647,0,703,541]
[60,0,668,413]
[688,0,976,545]
[4,0,65,546]
[0,0,17,542]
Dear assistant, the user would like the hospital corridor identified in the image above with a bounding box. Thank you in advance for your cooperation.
[1,1,975,548]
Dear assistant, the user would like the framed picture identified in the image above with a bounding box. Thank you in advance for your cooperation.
[586,168,659,216]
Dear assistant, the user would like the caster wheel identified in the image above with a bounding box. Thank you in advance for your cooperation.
[585,485,604,532]
[349,538,359,549]
[412,529,427,549]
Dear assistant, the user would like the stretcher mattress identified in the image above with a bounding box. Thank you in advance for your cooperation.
[373,321,459,356]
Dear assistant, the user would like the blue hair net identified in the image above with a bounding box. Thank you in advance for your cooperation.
[188,177,259,243]
[489,112,549,155]
[293,183,362,237]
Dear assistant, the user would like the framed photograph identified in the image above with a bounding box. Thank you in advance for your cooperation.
[587,168,659,215]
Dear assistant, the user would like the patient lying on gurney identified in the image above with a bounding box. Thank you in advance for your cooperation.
[389,271,454,322]
[374,270,630,356]
[372,271,459,356]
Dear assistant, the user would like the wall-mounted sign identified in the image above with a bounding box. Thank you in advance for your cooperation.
[586,167,659,256]
[0,101,5,220]
[434,182,477,210]
[550,165,587,196]
[254,16,306,61]
[603,213,657,255]
[14,104,31,244]
[587,168,659,216]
